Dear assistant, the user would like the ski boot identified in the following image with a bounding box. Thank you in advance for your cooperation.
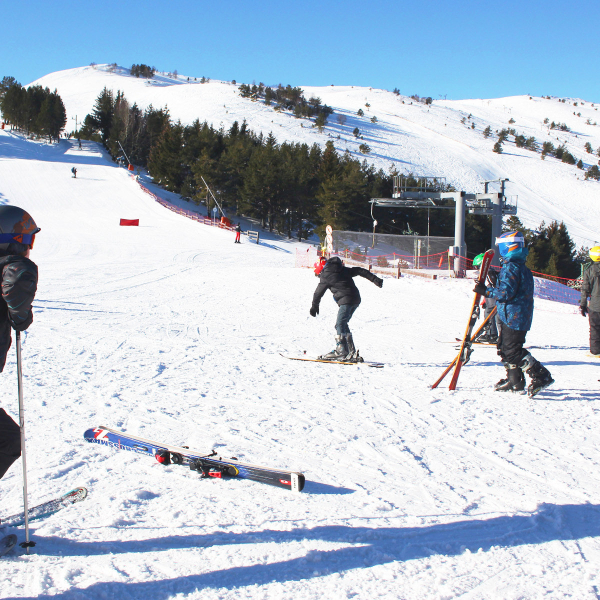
[494,363,526,393]
[342,333,361,362]
[319,335,349,361]
[520,354,554,397]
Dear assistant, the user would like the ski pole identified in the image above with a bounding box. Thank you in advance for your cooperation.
[16,331,35,554]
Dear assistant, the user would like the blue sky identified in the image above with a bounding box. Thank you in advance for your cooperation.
[2,0,599,102]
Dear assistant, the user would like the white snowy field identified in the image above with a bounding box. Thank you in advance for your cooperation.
[30,64,600,248]
[0,130,600,599]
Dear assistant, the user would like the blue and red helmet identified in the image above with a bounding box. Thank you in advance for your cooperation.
[0,205,40,251]
[495,231,525,257]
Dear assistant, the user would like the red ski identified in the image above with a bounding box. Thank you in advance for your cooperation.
[432,249,495,390]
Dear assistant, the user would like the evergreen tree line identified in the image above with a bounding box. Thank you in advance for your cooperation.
[0,76,66,142]
[238,82,333,125]
[503,216,583,279]
[78,87,170,166]
[130,64,156,79]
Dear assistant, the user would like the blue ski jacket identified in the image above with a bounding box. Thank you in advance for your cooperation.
[486,248,534,332]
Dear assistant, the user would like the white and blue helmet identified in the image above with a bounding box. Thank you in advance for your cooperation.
[496,231,525,258]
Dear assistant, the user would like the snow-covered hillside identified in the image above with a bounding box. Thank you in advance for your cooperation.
[29,64,600,248]
[1,129,599,599]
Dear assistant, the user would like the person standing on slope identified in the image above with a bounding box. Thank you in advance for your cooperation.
[310,256,383,361]
[579,245,600,357]
[473,231,554,397]
[234,223,242,244]
[0,206,39,479]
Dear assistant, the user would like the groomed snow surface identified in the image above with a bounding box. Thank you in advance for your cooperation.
[0,130,599,599]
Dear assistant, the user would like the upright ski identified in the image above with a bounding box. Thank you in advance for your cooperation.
[448,249,494,390]
[431,250,495,390]
[84,426,305,492]
[0,487,88,527]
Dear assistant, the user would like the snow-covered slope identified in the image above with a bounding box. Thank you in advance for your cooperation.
[29,64,600,248]
[1,130,599,599]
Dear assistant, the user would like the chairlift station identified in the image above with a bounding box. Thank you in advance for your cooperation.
[370,176,518,271]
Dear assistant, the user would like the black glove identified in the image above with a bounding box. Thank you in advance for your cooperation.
[310,306,319,317]
[374,277,383,288]
[487,270,498,286]
[580,304,588,317]
[473,282,488,296]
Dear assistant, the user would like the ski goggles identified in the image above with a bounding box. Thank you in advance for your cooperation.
[0,232,37,245]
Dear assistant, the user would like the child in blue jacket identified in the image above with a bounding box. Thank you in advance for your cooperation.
[474,231,553,397]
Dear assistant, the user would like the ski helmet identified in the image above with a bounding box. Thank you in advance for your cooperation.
[472,253,485,268]
[590,246,600,262]
[0,206,40,251]
[495,231,525,258]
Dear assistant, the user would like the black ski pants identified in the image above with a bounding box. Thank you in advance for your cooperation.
[0,408,21,480]
[590,309,600,355]
[496,320,528,366]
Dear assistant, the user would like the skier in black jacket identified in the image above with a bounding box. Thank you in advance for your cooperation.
[310,256,383,360]
[0,206,39,480]
[580,246,600,356]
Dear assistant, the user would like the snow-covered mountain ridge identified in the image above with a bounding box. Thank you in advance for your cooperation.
[29,64,600,247]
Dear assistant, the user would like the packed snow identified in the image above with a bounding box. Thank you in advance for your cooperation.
[29,64,600,248]
[0,124,599,599]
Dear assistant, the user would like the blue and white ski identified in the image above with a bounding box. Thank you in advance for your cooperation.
[84,426,305,492]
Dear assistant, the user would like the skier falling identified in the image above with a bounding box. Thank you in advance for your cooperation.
[309,256,383,361]
[473,231,554,397]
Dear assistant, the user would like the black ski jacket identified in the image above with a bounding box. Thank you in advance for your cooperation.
[581,262,600,313]
[0,255,38,372]
[312,257,381,308]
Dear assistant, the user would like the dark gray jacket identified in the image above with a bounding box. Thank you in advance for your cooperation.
[312,256,381,308]
[581,262,600,313]
[0,255,38,372]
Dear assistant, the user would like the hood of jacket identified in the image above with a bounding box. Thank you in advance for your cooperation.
[323,256,343,274]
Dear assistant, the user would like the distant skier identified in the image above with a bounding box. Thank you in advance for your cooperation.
[234,223,242,244]
[71,167,77,179]
[310,256,383,361]
[579,246,600,357]
[473,231,554,397]
[0,206,39,480]
[472,252,498,343]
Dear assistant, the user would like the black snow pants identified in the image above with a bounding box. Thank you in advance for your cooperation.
[590,310,600,355]
[0,408,21,479]
[496,320,528,365]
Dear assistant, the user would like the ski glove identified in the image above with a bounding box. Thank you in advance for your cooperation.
[473,282,488,297]
[487,270,498,286]
[310,306,319,317]
[580,304,588,317]
[374,277,383,288]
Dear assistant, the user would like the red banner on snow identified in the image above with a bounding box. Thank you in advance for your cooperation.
[120,219,139,226]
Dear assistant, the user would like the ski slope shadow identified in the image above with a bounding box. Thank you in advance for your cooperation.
[6,501,600,599]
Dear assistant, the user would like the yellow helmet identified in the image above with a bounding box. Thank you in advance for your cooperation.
[590,246,600,262]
